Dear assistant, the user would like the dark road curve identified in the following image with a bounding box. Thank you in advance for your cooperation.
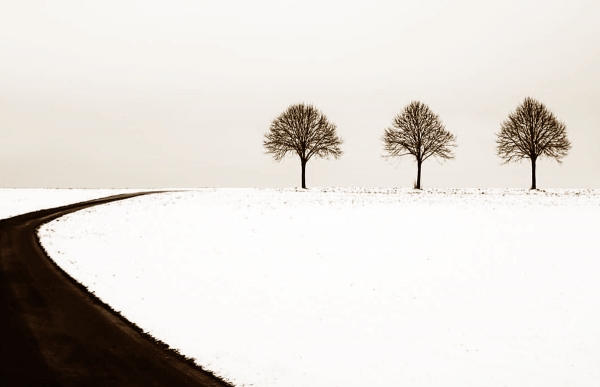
[1,192,234,387]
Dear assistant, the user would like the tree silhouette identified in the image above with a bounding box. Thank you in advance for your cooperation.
[382,101,457,189]
[264,103,343,189]
[496,97,571,190]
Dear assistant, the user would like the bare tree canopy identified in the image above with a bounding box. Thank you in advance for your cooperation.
[382,101,457,189]
[496,97,571,189]
[264,103,343,189]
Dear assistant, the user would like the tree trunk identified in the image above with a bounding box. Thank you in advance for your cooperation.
[531,156,537,190]
[301,159,307,189]
[416,160,422,190]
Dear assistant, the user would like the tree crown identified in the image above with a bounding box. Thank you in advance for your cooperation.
[263,103,343,162]
[382,101,456,162]
[496,97,571,163]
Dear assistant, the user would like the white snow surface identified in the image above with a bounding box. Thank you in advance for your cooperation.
[36,188,600,387]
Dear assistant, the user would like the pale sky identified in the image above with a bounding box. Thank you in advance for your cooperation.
[1,0,599,188]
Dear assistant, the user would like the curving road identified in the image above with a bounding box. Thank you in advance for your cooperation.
[1,192,233,387]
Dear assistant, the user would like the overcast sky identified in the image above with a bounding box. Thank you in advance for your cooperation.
[1,0,598,188]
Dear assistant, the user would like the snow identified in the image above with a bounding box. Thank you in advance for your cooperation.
[27,188,600,387]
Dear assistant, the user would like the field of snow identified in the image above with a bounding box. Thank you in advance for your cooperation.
[33,188,600,387]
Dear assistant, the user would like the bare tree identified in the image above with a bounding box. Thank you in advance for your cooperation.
[496,97,571,190]
[264,103,343,189]
[382,101,457,189]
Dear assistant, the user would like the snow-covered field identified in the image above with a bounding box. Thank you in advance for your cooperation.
[10,188,600,387]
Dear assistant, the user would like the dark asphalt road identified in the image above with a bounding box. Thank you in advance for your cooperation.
[1,192,233,387]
